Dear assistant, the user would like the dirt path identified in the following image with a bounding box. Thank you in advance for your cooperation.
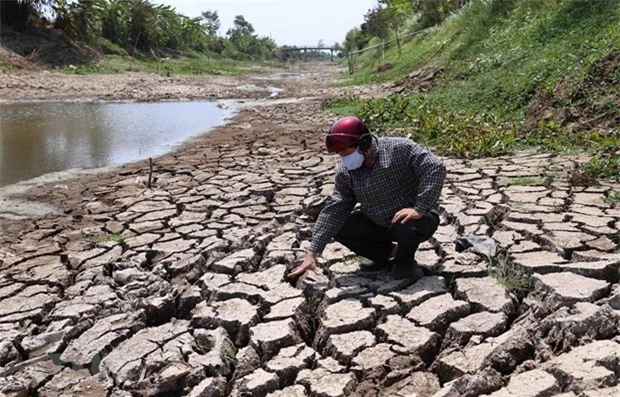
[1,63,620,397]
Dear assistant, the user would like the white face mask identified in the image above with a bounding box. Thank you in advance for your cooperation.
[341,150,365,171]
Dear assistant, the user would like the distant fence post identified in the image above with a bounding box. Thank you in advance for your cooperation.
[348,53,354,74]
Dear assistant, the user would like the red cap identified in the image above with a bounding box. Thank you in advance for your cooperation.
[325,116,370,153]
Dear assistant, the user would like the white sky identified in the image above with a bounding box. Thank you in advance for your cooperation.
[152,0,377,46]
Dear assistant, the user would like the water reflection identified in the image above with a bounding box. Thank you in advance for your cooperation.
[0,101,234,186]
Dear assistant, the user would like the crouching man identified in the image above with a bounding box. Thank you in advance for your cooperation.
[289,116,446,280]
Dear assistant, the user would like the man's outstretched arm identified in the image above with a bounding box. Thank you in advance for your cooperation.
[288,169,356,278]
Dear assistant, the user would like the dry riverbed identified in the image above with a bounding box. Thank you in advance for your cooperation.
[1,63,620,397]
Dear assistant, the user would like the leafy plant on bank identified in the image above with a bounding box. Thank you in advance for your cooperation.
[603,191,620,206]
[322,94,620,182]
[323,95,518,158]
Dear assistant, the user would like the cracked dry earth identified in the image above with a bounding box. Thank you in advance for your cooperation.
[1,74,620,397]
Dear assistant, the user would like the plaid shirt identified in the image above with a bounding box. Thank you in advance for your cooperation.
[310,137,446,253]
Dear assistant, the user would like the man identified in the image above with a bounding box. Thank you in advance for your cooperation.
[288,116,446,280]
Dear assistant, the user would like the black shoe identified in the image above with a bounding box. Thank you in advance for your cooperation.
[359,257,393,272]
[392,260,419,280]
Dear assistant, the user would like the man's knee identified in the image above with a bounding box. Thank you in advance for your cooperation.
[336,211,379,240]
[389,222,422,247]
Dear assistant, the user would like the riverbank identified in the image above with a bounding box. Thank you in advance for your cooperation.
[0,62,382,102]
[1,62,620,397]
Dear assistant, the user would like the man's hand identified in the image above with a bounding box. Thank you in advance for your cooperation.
[287,250,320,279]
[392,208,423,224]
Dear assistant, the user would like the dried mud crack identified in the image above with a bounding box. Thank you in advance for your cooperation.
[1,64,620,397]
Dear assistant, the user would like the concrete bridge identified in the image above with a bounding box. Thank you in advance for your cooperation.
[281,46,338,61]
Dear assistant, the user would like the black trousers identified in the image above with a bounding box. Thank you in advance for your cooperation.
[334,210,440,264]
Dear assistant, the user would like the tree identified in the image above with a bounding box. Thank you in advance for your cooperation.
[227,15,254,37]
[317,39,325,48]
[101,0,130,46]
[201,10,219,35]
[55,0,106,41]
[378,0,411,56]
[333,41,344,58]
[411,0,471,28]
[226,15,263,59]
[1,0,53,29]
[364,7,390,42]
[343,27,370,54]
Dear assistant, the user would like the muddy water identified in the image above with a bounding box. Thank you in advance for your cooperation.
[0,101,234,186]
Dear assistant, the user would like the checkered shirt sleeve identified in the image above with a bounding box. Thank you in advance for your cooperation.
[309,167,355,253]
[406,143,446,215]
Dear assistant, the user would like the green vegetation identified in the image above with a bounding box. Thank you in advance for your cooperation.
[569,152,620,186]
[102,231,124,243]
[323,95,619,164]
[219,333,237,370]
[53,0,279,60]
[2,0,293,66]
[486,252,531,299]
[328,0,619,183]
[347,255,366,264]
[603,191,620,206]
[62,54,253,75]
[499,175,555,187]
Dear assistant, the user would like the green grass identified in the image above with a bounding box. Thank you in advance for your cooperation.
[486,252,532,298]
[603,191,620,206]
[346,255,366,264]
[62,54,271,76]
[342,0,620,118]
[0,65,19,73]
[325,95,619,159]
[101,231,124,243]
[569,151,620,185]
[219,333,237,370]
[499,175,555,187]
[325,0,620,178]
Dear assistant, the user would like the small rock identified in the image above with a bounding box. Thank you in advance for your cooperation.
[234,346,261,379]
[351,343,396,376]
[389,276,446,312]
[191,299,259,346]
[266,385,308,397]
[542,340,620,393]
[314,299,375,349]
[540,302,619,353]
[380,371,440,397]
[582,385,620,396]
[368,294,402,316]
